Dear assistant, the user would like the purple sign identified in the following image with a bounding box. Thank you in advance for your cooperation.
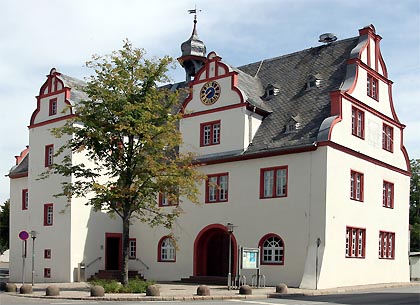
[19,230,29,240]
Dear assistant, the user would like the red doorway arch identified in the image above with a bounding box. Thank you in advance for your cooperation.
[193,224,237,277]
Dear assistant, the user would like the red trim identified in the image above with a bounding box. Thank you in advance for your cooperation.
[43,203,53,226]
[44,144,54,167]
[382,123,394,152]
[44,268,51,278]
[183,103,245,118]
[345,226,366,258]
[157,236,176,262]
[29,114,75,129]
[200,120,221,147]
[351,106,365,139]
[9,172,28,179]
[193,224,238,276]
[367,74,379,101]
[205,172,229,203]
[382,180,394,209]
[44,249,51,259]
[158,193,179,207]
[14,146,29,165]
[22,189,28,210]
[318,141,410,176]
[350,170,364,202]
[379,231,395,259]
[258,233,285,265]
[49,98,58,116]
[105,233,122,270]
[260,166,288,199]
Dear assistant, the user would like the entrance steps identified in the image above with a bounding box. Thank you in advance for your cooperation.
[90,270,145,281]
[180,276,227,285]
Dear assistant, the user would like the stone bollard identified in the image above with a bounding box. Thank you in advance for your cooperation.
[46,285,60,296]
[5,283,17,292]
[196,285,210,296]
[20,284,33,294]
[90,285,105,297]
[275,283,288,294]
[146,284,160,296]
[239,284,252,295]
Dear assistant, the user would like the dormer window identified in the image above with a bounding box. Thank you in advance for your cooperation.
[262,84,279,100]
[285,116,301,133]
[306,75,320,90]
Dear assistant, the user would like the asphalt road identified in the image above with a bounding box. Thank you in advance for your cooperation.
[1,286,419,305]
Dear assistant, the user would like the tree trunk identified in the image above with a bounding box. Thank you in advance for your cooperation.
[121,210,130,286]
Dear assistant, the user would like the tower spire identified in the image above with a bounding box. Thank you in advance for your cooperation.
[178,6,207,82]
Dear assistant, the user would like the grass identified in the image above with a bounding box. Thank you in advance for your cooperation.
[88,277,155,293]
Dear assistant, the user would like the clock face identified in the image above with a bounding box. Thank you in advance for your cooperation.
[200,81,221,105]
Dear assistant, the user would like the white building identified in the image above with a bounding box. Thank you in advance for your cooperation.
[8,23,410,289]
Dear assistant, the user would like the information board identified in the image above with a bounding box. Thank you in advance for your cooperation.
[241,247,260,269]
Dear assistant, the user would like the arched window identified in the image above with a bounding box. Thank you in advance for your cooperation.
[258,233,284,265]
[158,236,176,262]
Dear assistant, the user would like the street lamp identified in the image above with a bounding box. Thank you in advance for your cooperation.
[226,223,234,290]
[30,230,38,286]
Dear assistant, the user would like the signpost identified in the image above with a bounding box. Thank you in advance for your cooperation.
[19,231,29,284]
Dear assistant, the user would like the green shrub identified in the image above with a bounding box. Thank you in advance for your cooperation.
[88,277,154,293]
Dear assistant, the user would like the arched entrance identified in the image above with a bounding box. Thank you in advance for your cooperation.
[194,224,237,277]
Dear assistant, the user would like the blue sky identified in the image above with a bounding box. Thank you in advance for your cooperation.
[1,0,419,204]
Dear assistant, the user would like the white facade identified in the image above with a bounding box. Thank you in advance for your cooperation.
[9,25,410,288]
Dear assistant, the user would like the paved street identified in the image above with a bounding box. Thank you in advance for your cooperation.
[1,286,419,305]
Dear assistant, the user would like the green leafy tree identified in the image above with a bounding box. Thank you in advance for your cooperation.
[49,41,202,285]
[0,199,10,254]
[410,159,420,252]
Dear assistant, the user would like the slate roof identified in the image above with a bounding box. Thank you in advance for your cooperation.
[59,73,88,106]
[8,153,29,178]
[237,36,360,155]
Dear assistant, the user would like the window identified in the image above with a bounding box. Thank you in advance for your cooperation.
[129,238,136,259]
[158,192,178,207]
[49,98,57,116]
[44,249,51,259]
[260,166,288,199]
[379,231,395,259]
[382,124,393,152]
[258,234,284,265]
[22,189,28,210]
[206,173,228,203]
[44,268,51,278]
[346,227,366,258]
[383,181,394,208]
[45,144,54,167]
[158,236,176,262]
[200,120,221,146]
[367,74,378,100]
[350,170,364,201]
[351,107,364,138]
[44,203,53,226]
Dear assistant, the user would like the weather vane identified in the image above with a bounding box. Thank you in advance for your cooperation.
[187,5,202,21]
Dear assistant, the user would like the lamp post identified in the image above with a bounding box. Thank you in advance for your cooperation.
[226,223,234,290]
[30,230,38,286]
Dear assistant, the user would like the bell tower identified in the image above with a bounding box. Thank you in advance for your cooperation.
[178,8,207,82]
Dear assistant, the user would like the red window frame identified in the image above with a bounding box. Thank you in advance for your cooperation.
[44,268,51,278]
[129,238,136,259]
[49,98,57,116]
[382,123,393,152]
[383,181,394,209]
[258,233,285,265]
[22,189,28,210]
[44,203,53,226]
[260,166,288,199]
[351,107,364,139]
[345,226,366,258]
[45,144,54,167]
[158,192,178,207]
[200,120,221,147]
[367,74,378,100]
[205,173,229,203]
[44,249,51,259]
[379,231,395,259]
[157,236,176,262]
[350,170,364,202]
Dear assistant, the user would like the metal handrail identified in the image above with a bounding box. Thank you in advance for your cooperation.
[85,256,102,268]
[135,258,150,270]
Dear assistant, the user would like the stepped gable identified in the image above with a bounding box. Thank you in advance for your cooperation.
[237,37,359,154]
